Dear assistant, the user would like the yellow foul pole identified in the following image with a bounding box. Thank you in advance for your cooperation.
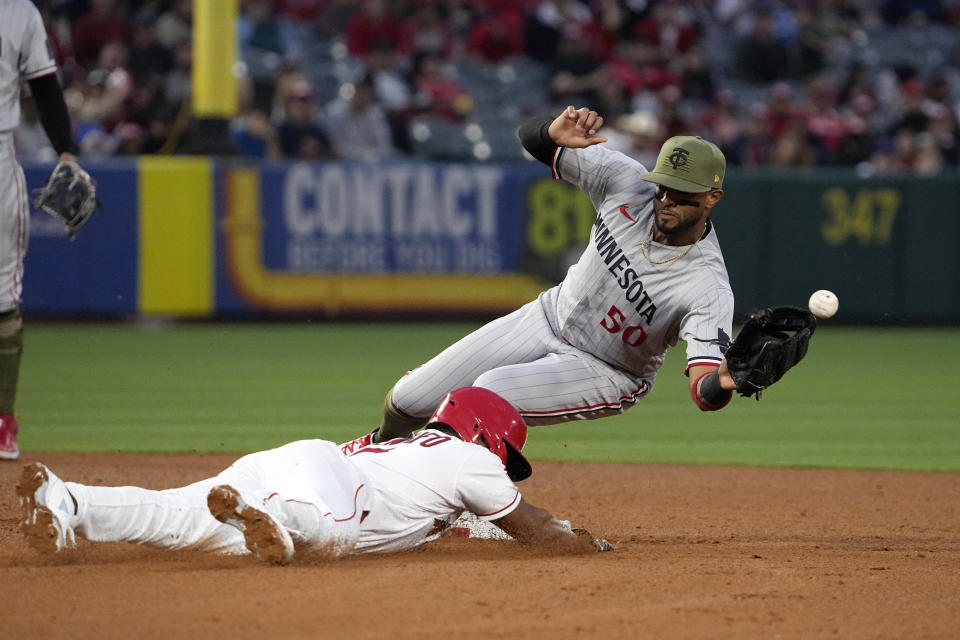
[192,0,238,118]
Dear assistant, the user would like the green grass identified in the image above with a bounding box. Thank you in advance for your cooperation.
[18,322,960,471]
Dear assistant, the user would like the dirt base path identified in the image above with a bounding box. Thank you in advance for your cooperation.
[2,453,958,639]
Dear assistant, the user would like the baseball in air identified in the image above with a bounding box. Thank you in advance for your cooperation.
[808,290,839,319]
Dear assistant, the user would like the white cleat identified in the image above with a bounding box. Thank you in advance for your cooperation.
[17,463,78,554]
[207,485,294,566]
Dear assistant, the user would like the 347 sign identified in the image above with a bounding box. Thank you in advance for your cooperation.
[820,187,901,246]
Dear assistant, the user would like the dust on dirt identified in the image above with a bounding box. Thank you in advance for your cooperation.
[2,453,958,639]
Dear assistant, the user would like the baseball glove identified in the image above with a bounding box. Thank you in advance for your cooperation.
[725,306,817,399]
[32,160,97,238]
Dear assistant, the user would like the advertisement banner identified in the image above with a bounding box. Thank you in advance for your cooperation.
[214,162,560,314]
[15,158,960,322]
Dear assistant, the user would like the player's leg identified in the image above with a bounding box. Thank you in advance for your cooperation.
[214,439,369,559]
[18,462,247,555]
[0,309,23,460]
[0,147,29,461]
[71,477,248,552]
[471,348,650,425]
[379,298,556,439]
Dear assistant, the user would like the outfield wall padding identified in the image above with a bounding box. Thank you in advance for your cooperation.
[20,160,958,322]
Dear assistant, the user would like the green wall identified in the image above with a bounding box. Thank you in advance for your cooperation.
[716,169,959,323]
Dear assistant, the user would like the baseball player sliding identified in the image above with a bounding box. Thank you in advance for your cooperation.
[0,0,96,460]
[18,388,612,564]
[344,105,740,453]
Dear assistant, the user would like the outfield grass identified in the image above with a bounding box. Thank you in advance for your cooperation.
[18,321,960,471]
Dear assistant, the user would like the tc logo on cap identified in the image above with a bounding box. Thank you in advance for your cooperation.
[668,147,690,169]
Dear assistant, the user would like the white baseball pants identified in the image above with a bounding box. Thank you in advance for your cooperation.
[0,135,29,313]
[65,440,369,558]
[391,293,650,425]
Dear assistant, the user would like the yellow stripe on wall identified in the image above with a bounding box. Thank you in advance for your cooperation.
[138,157,213,316]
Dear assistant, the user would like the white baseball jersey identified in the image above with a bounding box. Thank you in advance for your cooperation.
[348,429,522,553]
[0,0,57,133]
[0,0,57,311]
[389,142,733,425]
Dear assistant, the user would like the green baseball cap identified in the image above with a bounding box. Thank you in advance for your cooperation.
[639,135,725,193]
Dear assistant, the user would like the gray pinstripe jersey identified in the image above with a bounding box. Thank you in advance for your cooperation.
[544,143,734,382]
[0,0,57,133]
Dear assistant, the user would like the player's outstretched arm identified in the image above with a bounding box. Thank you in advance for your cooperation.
[492,498,611,553]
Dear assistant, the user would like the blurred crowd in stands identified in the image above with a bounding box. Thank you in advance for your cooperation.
[14,0,960,175]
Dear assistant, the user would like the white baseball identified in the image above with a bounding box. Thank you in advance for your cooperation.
[808,290,839,319]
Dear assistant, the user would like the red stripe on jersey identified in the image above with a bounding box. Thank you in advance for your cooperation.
[332,484,366,522]
[351,446,394,454]
[267,484,366,522]
[474,488,521,518]
[550,147,560,179]
[520,382,649,417]
[684,359,721,374]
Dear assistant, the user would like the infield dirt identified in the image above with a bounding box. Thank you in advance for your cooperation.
[2,453,958,639]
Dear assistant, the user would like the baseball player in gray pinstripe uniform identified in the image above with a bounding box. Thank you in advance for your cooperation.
[343,106,739,453]
[0,0,89,460]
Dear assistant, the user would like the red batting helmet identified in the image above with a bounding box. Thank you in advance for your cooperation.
[428,387,532,481]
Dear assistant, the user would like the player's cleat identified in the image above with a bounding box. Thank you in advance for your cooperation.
[17,462,78,553]
[339,429,378,455]
[0,414,19,460]
[207,485,294,566]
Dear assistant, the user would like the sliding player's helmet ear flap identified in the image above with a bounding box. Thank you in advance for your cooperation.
[428,387,532,481]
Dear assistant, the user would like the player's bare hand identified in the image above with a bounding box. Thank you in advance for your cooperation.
[717,359,737,391]
[548,106,608,148]
[572,527,615,552]
[592,537,615,552]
